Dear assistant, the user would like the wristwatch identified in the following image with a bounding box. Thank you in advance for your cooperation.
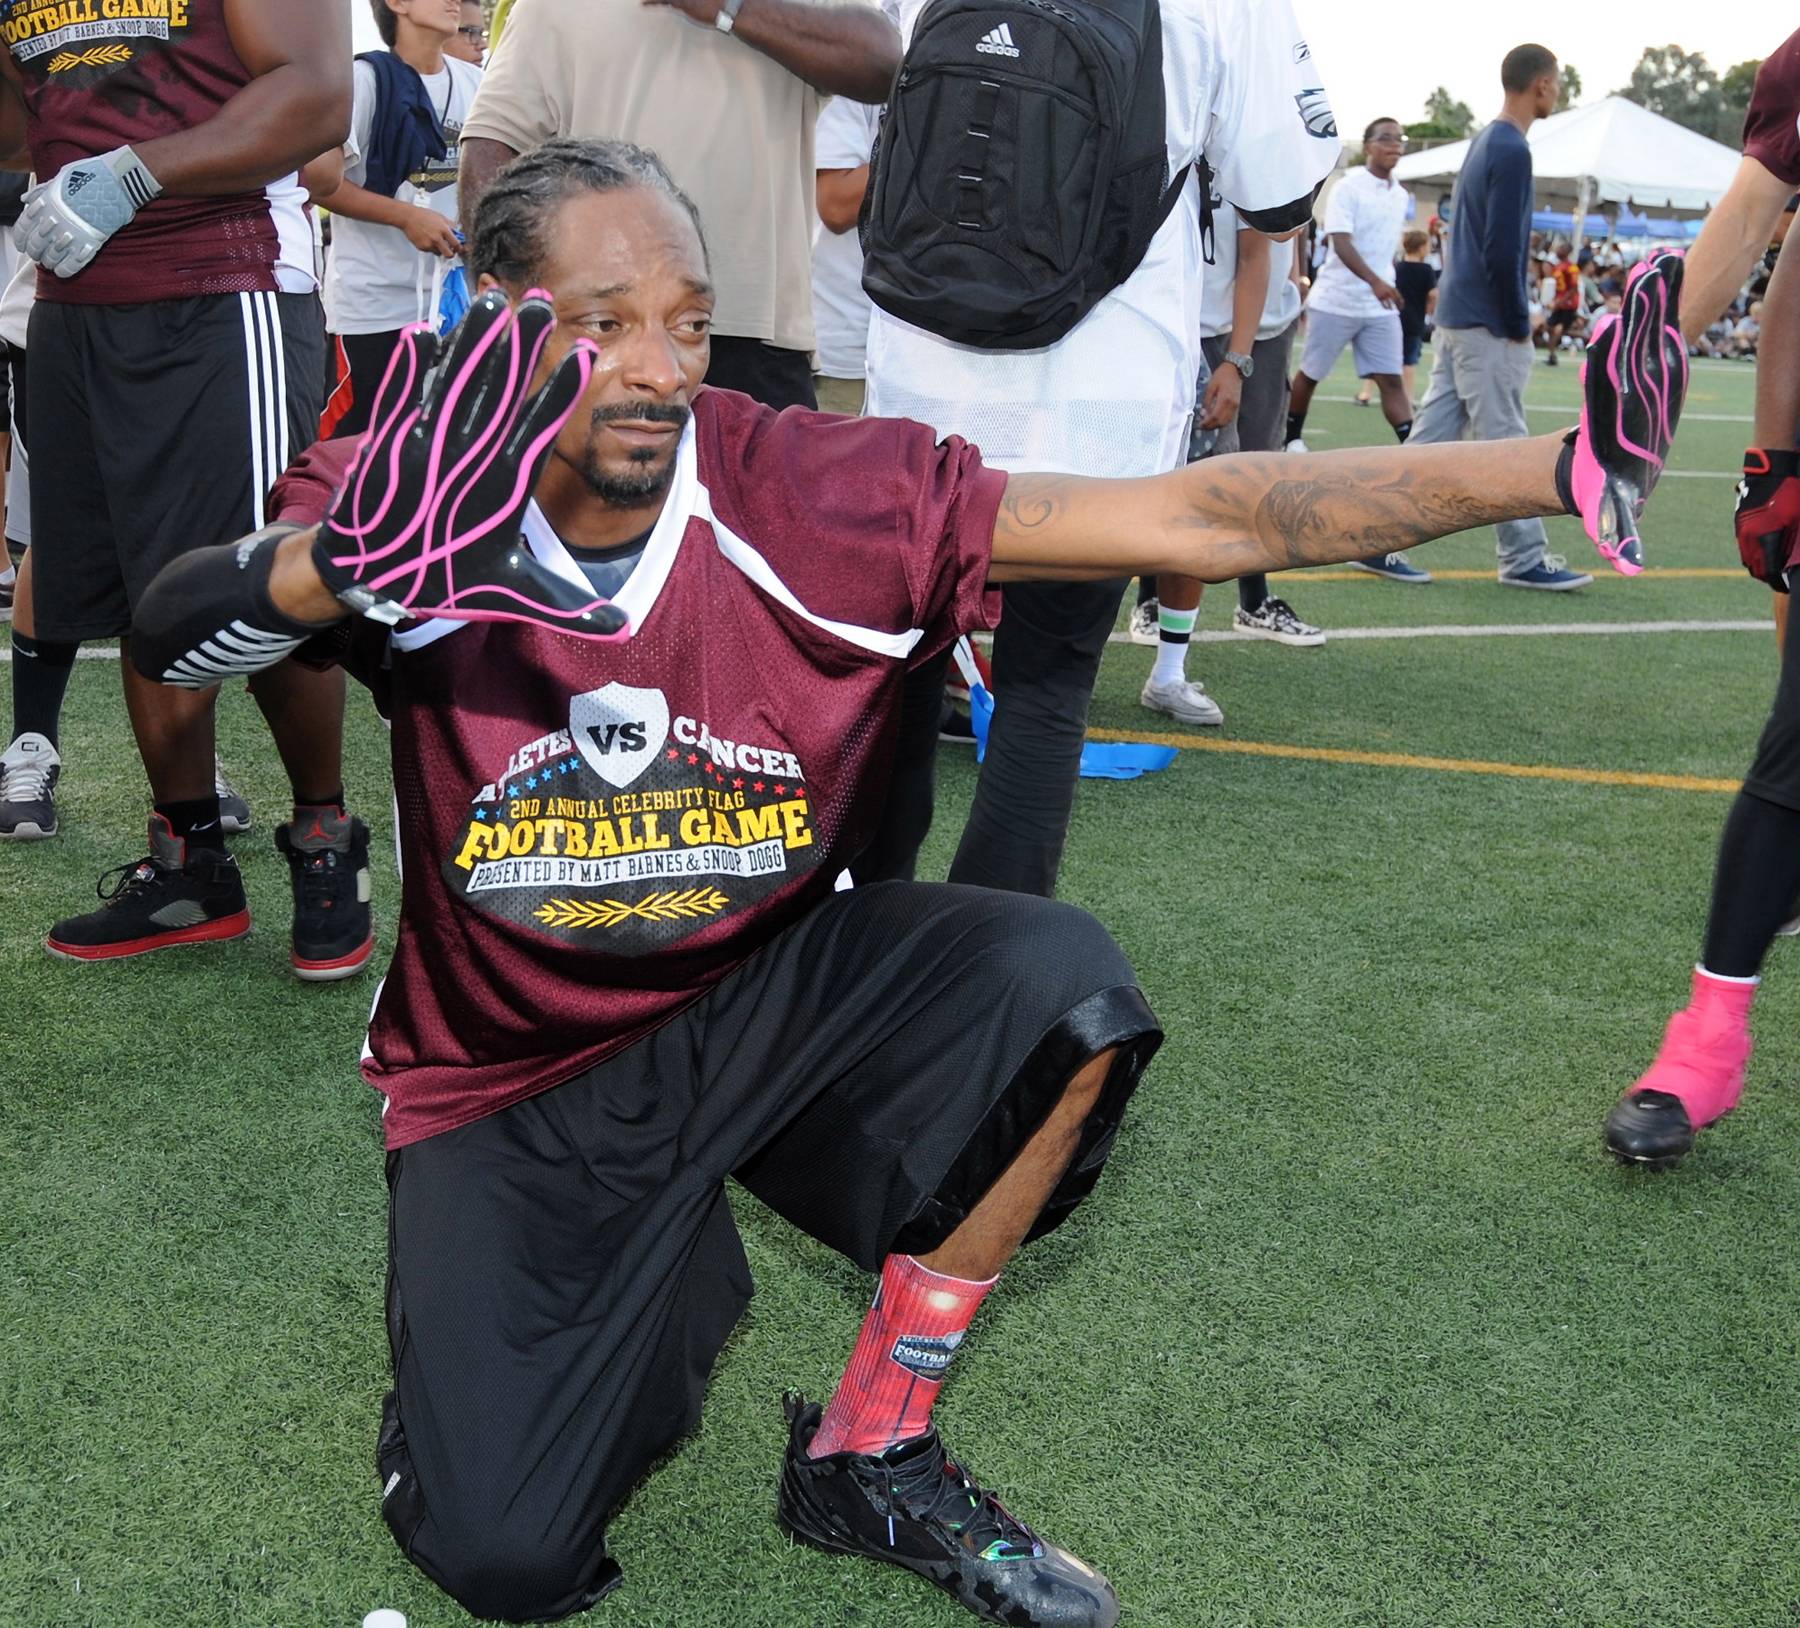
[715,0,746,31]
[1222,350,1255,379]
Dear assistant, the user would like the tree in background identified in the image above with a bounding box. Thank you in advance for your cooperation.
[1405,86,1477,144]
[1616,45,1760,144]
[1556,65,1582,113]
[1718,59,1762,146]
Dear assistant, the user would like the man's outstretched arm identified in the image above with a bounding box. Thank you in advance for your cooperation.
[144,430,1570,670]
[1680,154,1794,346]
[988,435,1569,585]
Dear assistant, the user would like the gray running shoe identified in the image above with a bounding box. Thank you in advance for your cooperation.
[215,755,252,835]
[1,731,60,839]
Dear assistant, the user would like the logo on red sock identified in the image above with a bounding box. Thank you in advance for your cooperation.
[889,1330,965,1379]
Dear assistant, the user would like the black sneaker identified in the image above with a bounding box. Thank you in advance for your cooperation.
[277,809,374,981]
[939,709,978,747]
[45,816,250,961]
[777,1394,1119,1628]
[1,730,60,839]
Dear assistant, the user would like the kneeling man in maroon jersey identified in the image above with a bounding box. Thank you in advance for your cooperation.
[130,139,1685,1628]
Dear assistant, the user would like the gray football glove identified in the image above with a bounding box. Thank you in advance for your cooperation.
[18,146,162,279]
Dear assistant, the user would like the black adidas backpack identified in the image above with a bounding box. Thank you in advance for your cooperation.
[859,0,1188,351]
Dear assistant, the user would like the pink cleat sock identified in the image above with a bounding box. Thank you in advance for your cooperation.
[1631,967,1756,1129]
[808,1255,997,1460]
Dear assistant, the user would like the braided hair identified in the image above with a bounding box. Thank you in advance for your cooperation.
[469,139,710,289]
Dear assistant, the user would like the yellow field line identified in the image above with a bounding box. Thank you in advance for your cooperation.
[1086,728,1741,795]
[1297,567,1744,582]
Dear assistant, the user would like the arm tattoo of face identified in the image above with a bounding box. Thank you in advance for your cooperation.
[1237,462,1542,567]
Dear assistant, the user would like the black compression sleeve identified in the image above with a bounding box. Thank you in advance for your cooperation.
[130,525,348,689]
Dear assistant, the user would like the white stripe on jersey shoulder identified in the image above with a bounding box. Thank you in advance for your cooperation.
[390,418,701,653]
[384,413,921,661]
[696,486,924,661]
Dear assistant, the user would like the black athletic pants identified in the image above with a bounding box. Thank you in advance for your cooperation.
[329,328,408,440]
[860,579,1128,897]
[377,882,1160,1622]
[1703,624,1800,974]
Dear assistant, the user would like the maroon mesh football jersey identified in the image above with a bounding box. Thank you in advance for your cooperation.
[1744,28,1800,185]
[3,0,314,302]
[271,387,1006,1147]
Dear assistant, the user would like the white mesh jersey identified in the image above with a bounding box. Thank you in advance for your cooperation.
[864,0,1340,477]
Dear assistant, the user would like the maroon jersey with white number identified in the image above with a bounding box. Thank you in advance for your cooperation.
[1744,27,1800,185]
[271,387,1006,1148]
[3,0,315,302]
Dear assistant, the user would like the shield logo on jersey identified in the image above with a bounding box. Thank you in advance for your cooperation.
[1296,88,1338,140]
[570,684,670,788]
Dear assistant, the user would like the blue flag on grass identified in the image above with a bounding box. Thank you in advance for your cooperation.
[967,682,1177,780]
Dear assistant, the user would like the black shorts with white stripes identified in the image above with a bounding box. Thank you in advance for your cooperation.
[26,291,326,641]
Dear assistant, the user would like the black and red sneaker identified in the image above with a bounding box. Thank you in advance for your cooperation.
[276,809,374,981]
[45,816,250,961]
[778,1394,1119,1628]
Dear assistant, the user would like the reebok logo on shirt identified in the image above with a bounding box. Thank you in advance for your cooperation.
[975,22,1020,56]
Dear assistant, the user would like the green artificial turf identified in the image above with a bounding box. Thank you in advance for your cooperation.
[4,350,1795,1628]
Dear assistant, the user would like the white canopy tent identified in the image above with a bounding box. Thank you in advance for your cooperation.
[1392,96,1740,241]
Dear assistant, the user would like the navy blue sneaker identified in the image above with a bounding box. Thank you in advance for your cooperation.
[1498,554,1594,592]
[1349,552,1432,584]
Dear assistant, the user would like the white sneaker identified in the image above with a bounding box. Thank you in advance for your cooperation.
[1127,599,1160,646]
[1233,596,1325,647]
[1284,438,1309,454]
[1140,675,1223,727]
[1,730,60,839]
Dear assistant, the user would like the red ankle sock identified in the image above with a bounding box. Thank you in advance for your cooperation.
[808,1255,997,1460]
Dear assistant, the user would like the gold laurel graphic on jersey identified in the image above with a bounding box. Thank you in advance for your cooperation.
[535,888,730,930]
[48,44,133,73]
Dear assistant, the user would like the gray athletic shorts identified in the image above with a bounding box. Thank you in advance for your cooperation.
[1300,307,1404,381]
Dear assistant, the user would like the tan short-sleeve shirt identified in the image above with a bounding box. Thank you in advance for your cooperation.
[466,0,840,351]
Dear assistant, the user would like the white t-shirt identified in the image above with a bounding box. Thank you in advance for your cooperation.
[0,222,31,351]
[1196,197,1302,342]
[1308,163,1408,319]
[864,0,1338,478]
[324,55,483,336]
[810,94,881,381]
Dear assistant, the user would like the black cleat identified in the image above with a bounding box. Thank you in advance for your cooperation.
[777,1394,1119,1628]
[1605,1090,1698,1168]
[277,809,374,981]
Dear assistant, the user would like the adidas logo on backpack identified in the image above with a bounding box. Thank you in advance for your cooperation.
[860,0,1189,351]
